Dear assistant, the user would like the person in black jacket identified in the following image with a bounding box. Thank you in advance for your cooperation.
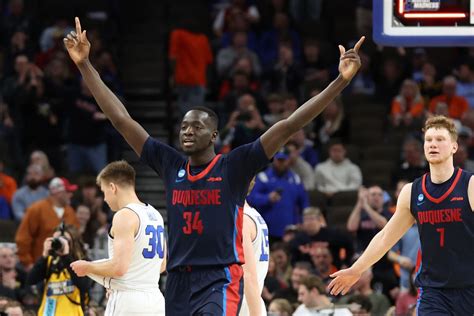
[27,224,91,315]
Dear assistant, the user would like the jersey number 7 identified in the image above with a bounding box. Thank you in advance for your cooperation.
[142,225,165,259]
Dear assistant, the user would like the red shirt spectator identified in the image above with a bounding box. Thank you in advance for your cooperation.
[429,76,469,120]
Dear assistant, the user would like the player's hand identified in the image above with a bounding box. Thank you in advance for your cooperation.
[338,36,365,82]
[398,256,414,270]
[64,17,91,65]
[328,267,361,295]
[70,260,91,277]
[268,191,281,203]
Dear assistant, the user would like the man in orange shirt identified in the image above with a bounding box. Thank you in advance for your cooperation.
[169,24,213,115]
[429,76,469,120]
[15,177,79,270]
[0,158,17,206]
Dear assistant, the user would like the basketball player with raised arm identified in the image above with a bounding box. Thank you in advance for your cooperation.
[240,180,270,316]
[329,116,474,315]
[64,17,363,315]
[70,161,166,316]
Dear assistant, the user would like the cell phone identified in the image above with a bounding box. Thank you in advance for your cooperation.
[275,188,284,195]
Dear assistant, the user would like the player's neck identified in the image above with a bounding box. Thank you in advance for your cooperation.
[117,191,143,210]
[429,163,455,184]
[189,148,216,166]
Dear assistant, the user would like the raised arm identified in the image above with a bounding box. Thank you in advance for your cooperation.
[64,17,148,155]
[260,37,365,158]
[328,183,416,295]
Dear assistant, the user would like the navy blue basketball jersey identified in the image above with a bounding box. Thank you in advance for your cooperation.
[140,137,269,270]
[411,168,474,288]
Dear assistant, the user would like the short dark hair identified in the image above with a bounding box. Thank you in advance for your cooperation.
[189,106,219,130]
[347,294,372,312]
[97,160,136,187]
[300,275,326,294]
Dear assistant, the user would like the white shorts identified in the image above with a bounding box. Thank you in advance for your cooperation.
[105,289,165,316]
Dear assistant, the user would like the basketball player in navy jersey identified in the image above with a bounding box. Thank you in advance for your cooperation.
[64,17,364,315]
[329,116,474,315]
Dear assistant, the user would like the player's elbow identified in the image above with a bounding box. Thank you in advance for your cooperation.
[113,262,129,277]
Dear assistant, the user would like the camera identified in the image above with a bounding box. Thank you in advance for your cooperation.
[237,111,252,122]
[50,237,65,255]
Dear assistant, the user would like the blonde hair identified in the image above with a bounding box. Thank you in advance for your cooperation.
[96,160,136,187]
[423,115,458,141]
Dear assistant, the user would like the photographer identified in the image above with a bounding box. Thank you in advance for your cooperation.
[26,224,90,316]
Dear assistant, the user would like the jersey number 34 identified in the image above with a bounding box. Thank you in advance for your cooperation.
[142,225,165,259]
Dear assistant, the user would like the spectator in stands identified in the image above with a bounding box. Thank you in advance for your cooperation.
[217,31,261,79]
[0,0,32,47]
[347,186,392,252]
[337,268,391,316]
[282,93,298,117]
[302,39,330,90]
[267,298,293,316]
[314,97,350,147]
[294,275,352,316]
[388,222,420,291]
[347,50,376,96]
[394,138,428,183]
[263,93,285,126]
[4,300,23,316]
[290,129,318,167]
[0,246,28,302]
[429,76,469,120]
[94,51,123,96]
[29,150,55,183]
[264,41,303,99]
[314,140,362,196]
[169,26,213,115]
[218,56,261,101]
[0,97,20,167]
[376,58,405,104]
[347,186,398,297]
[454,143,474,172]
[271,242,292,286]
[213,0,260,37]
[456,62,474,108]
[3,31,34,76]
[417,61,442,103]
[12,164,48,221]
[0,158,16,219]
[309,245,337,285]
[67,79,107,175]
[290,207,353,268]
[389,179,409,214]
[395,270,418,316]
[346,294,373,316]
[247,147,308,240]
[390,79,425,127]
[273,261,313,305]
[39,18,73,52]
[258,12,301,71]
[220,93,266,150]
[286,141,315,190]
[15,177,79,270]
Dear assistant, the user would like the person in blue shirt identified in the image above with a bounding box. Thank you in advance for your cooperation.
[65,17,364,316]
[247,147,308,240]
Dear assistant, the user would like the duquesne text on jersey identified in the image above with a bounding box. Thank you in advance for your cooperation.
[417,208,463,225]
[172,189,222,207]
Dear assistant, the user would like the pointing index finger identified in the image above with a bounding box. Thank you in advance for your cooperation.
[75,17,82,38]
[354,36,365,53]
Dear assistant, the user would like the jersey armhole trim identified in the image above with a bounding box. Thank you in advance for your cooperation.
[120,207,142,241]
[244,213,259,244]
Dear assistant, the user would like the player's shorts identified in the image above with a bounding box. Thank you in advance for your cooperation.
[416,286,474,315]
[165,263,243,316]
[105,288,165,316]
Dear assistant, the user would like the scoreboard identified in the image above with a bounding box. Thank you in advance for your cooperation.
[374,0,474,46]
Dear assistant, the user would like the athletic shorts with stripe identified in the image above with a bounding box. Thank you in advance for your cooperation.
[165,264,243,316]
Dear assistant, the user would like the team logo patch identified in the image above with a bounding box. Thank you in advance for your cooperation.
[176,169,186,183]
[418,194,424,202]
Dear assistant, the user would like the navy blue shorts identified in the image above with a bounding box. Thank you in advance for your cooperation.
[165,264,243,316]
[416,286,474,315]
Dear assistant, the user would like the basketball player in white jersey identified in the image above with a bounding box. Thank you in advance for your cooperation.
[240,199,269,316]
[71,160,166,315]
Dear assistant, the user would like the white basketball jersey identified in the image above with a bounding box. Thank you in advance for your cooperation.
[240,203,269,316]
[91,203,165,292]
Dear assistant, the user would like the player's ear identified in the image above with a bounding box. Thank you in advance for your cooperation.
[453,142,458,154]
[109,182,117,194]
[211,130,218,141]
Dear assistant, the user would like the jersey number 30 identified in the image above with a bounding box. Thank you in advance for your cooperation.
[259,228,269,261]
[142,225,165,259]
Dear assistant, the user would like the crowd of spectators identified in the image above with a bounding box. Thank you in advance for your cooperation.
[1,0,474,315]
